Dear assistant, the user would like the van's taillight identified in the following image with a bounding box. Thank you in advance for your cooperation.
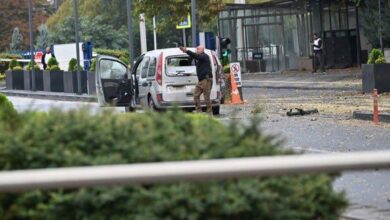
[156,52,163,85]
[217,64,223,84]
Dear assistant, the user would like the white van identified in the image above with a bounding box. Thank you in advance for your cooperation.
[95,48,223,115]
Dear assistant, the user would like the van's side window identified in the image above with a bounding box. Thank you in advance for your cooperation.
[141,57,150,78]
[147,58,156,77]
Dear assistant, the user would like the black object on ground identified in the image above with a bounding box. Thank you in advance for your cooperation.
[287,108,319,117]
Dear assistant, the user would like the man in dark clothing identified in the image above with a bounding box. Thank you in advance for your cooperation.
[311,33,325,73]
[42,47,55,70]
[179,45,213,114]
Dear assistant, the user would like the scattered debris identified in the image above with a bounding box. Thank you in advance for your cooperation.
[287,108,319,117]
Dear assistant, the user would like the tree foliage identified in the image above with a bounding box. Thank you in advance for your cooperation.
[0,107,348,220]
[35,24,50,50]
[9,27,24,52]
[50,16,128,50]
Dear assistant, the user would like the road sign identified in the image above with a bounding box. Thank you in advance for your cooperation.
[230,62,242,87]
[176,14,191,29]
[253,52,263,60]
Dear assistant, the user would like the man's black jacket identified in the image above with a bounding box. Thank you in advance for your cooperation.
[185,50,212,81]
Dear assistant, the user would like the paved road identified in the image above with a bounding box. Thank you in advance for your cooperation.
[6,94,390,212]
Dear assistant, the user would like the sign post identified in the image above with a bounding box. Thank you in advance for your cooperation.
[176,14,191,47]
[229,62,243,102]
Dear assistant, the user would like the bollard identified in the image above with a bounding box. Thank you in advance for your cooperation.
[373,89,379,125]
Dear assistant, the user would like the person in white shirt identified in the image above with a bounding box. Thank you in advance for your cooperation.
[41,47,55,70]
[311,33,325,73]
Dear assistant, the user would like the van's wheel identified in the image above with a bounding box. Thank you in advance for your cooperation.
[148,96,157,111]
[212,106,220,115]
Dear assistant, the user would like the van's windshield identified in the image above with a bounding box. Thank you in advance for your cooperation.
[165,56,196,77]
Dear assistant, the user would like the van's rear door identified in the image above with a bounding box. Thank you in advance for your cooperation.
[95,56,132,106]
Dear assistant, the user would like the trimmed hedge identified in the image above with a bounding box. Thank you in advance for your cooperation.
[0,54,22,73]
[95,48,129,60]
[0,100,347,219]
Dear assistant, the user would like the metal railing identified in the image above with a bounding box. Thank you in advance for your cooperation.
[0,150,390,192]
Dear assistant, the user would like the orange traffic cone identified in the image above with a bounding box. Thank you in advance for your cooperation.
[230,71,242,104]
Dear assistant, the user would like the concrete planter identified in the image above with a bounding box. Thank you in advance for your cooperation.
[43,70,64,92]
[87,71,96,95]
[63,71,88,93]
[23,70,44,91]
[5,70,24,90]
[298,57,313,71]
[362,64,390,94]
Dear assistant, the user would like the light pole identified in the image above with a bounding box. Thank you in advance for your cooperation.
[378,0,384,53]
[126,0,134,66]
[73,0,82,94]
[191,0,197,47]
[28,0,35,91]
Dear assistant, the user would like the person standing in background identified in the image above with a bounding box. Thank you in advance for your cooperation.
[312,33,326,73]
[41,47,55,70]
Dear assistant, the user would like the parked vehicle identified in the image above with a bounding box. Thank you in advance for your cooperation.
[95,48,223,115]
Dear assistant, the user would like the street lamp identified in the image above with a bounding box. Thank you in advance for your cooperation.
[191,0,196,47]
[73,0,82,94]
[126,0,134,66]
[378,0,384,53]
[28,0,35,91]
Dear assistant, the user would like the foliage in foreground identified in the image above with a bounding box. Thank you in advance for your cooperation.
[0,98,347,220]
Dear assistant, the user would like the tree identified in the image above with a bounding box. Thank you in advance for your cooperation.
[50,16,128,50]
[35,24,50,50]
[9,27,24,52]
[353,0,390,47]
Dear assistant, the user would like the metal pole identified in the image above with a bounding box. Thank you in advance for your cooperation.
[73,0,82,94]
[182,29,187,47]
[191,0,197,47]
[153,16,157,50]
[28,0,35,91]
[378,0,384,53]
[126,0,134,66]
[0,150,390,192]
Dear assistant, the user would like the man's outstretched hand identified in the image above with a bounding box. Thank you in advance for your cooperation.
[179,46,187,53]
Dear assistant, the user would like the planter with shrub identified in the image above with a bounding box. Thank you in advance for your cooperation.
[64,58,88,93]
[362,48,390,93]
[43,57,64,92]
[5,59,24,90]
[24,61,43,91]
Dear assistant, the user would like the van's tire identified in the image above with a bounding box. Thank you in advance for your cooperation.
[212,106,220,115]
[148,95,157,111]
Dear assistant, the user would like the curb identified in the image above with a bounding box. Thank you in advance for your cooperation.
[341,204,390,220]
[0,90,96,102]
[353,110,390,123]
[242,84,359,91]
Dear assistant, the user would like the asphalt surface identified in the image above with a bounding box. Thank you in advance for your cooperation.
[5,87,390,214]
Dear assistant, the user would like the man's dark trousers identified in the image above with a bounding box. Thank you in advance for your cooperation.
[313,50,325,73]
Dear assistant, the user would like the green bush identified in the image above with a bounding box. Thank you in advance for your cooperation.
[49,65,61,71]
[47,57,59,68]
[95,48,129,60]
[0,54,22,73]
[0,93,20,130]
[0,109,347,219]
[0,73,5,81]
[375,57,387,64]
[8,59,21,70]
[68,58,77,71]
[26,61,40,71]
[223,65,230,74]
[367,48,384,64]
[119,56,129,65]
[89,58,96,72]
[12,66,23,71]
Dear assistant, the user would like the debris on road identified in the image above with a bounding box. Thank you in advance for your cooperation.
[287,108,319,117]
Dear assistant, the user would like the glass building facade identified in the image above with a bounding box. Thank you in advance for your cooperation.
[218,0,363,72]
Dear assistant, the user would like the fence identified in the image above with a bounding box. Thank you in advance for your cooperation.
[0,150,389,192]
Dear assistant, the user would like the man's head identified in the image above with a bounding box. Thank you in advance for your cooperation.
[196,45,205,54]
[313,33,319,40]
[45,47,51,53]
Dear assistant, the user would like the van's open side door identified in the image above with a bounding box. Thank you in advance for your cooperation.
[95,56,133,107]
